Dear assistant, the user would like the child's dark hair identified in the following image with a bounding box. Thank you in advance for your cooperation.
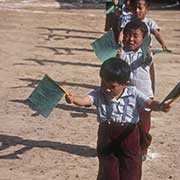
[123,19,148,38]
[132,0,151,8]
[100,58,130,85]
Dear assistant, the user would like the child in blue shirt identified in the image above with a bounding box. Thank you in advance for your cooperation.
[65,58,170,180]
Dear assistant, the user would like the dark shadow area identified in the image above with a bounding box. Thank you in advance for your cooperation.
[174,36,180,38]
[55,0,104,9]
[36,46,93,55]
[174,29,180,32]
[38,27,104,35]
[56,104,96,115]
[9,100,96,116]
[11,77,98,90]
[38,27,103,41]
[55,0,180,10]
[15,58,100,68]
[151,0,180,10]
[0,134,96,159]
[41,33,97,41]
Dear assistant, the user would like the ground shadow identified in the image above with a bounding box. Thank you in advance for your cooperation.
[9,99,96,116]
[41,33,98,41]
[55,0,180,10]
[13,58,101,68]
[36,45,93,55]
[0,134,96,159]
[11,77,98,90]
[55,0,104,9]
[38,27,103,35]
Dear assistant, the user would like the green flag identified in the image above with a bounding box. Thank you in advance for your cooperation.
[105,5,115,14]
[91,30,118,62]
[105,0,124,14]
[161,81,180,105]
[141,34,151,59]
[26,75,66,118]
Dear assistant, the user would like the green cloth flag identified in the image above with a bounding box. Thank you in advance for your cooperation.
[141,34,151,59]
[105,5,115,14]
[26,75,66,118]
[91,30,118,62]
[161,81,180,105]
[105,0,124,14]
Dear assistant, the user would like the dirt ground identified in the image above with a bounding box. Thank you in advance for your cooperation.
[0,1,180,180]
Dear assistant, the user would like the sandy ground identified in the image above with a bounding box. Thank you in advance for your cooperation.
[0,1,180,180]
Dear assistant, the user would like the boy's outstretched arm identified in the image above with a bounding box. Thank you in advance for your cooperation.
[145,99,171,112]
[65,93,92,107]
[152,29,168,50]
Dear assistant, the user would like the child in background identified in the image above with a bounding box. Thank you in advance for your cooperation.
[104,0,121,42]
[132,0,169,95]
[131,0,170,159]
[132,0,168,50]
[118,0,134,35]
[65,58,170,180]
[117,19,155,160]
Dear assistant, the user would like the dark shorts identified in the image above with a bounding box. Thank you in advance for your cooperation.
[97,121,142,180]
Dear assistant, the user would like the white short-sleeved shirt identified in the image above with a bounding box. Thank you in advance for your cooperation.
[122,48,153,98]
[88,86,149,124]
[143,17,159,47]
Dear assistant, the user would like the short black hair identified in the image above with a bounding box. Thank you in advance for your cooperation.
[132,0,151,8]
[100,58,130,85]
[123,19,148,38]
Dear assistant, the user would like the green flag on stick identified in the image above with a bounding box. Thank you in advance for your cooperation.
[91,30,118,62]
[160,81,180,106]
[105,0,124,14]
[105,5,115,14]
[26,75,67,118]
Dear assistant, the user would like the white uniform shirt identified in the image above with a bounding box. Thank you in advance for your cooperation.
[88,86,149,124]
[143,17,159,47]
[122,48,153,98]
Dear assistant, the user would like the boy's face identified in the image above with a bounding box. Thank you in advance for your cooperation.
[124,0,131,7]
[133,0,148,20]
[123,28,144,51]
[101,79,126,99]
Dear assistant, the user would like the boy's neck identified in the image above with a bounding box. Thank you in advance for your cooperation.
[114,89,125,100]
[124,47,141,53]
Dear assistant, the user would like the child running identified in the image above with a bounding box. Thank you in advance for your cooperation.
[117,19,155,160]
[65,58,170,180]
[131,0,170,159]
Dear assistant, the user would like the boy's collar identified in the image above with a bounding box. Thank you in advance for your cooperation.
[123,47,143,54]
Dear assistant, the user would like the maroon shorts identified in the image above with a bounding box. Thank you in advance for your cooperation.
[138,109,152,153]
[97,121,142,180]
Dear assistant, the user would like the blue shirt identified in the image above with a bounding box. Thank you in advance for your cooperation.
[88,86,149,124]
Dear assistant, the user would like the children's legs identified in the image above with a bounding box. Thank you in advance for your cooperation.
[97,122,120,180]
[118,125,142,180]
[97,122,142,180]
[150,62,155,95]
[138,109,152,156]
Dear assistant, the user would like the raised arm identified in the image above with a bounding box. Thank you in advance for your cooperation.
[152,29,168,50]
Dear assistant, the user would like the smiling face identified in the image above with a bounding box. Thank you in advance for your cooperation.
[133,0,149,20]
[101,79,126,99]
[123,28,144,52]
